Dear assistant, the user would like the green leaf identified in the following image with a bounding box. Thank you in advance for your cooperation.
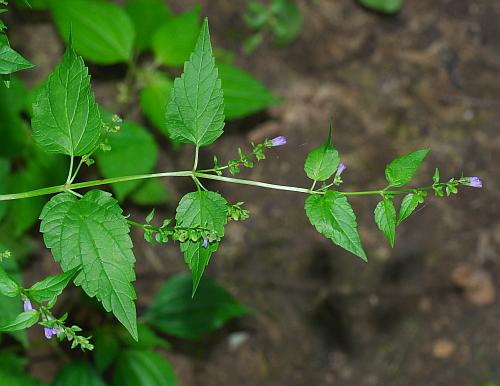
[0,158,10,221]
[125,0,171,52]
[0,42,34,75]
[39,190,138,340]
[270,0,303,45]
[145,274,250,339]
[93,329,120,373]
[0,353,42,386]
[218,62,280,120]
[118,323,170,350]
[26,267,79,303]
[165,18,225,147]
[139,72,173,133]
[359,0,403,14]
[152,7,200,67]
[112,350,177,386]
[96,120,158,201]
[131,180,170,206]
[304,129,340,181]
[305,191,367,261]
[0,310,39,332]
[0,265,20,297]
[398,191,426,225]
[49,0,135,64]
[175,190,228,293]
[385,148,429,187]
[374,197,396,247]
[31,45,101,156]
[53,361,107,386]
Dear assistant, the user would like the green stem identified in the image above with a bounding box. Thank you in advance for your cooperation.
[193,146,200,171]
[65,155,74,185]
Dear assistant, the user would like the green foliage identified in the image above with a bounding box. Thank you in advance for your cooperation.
[92,329,120,373]
[53,361,107,386]
[305,191,367,261]
[0,353,41,386]
[26,267,79,303]
[32,45,101,156]
[145,274,250,339]
[165,18,225,147]
[152,7,200,67]
[385,148,429,187]
[175,191,228,293]
[112,350,177,386]
[0,264,21,297]
[359,0,403,14]
[0,310,39,332]
[304,129,340,182]
[139,72,173,133]
[130,180,170,206]
[96,120,158,201]
[218,62,280,120]
[125,0,171,52]
[0,158,9,221]
[374,197,396,247]
[0,42,34,75]
[398,191,426,225]
[39,190,137,339]
[49,0,135,64]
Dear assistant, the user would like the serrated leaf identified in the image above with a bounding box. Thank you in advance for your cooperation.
[27,267,79,303]
[305,191,367,261]
[112,350,177,386]
[385,148,429,187]
[175,190,228,294]
[359,0,403,14]
[304,129,340,181]
[152,7,200,67]
[398,192,425,225]
[145,274,250,339]
[0,265,20,297]
[218,62,280,120]
[31,45,101,156]
[39,190,138,339]
[49,0,135,64]
[0,310,39,332]
[139,72,173,133]
[125,0,171,52]
[96,120,158,201]
[53,361,107,386]
[0,42,34,75]
[165,18,225,147]
[374,197,396,247]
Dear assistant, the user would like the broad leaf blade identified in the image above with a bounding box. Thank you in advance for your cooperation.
[0,310,39,332]
[0,265,21,298]
[32,46,101,156]
[304,129,340,181]
[165,18,225,147]
[39,190,138,339]
[145,274,250,339]
[53,361,107,386]
[139,72,173,133]
[0,43,34,75]
[374,197,396,247]
[27,267,79,303]
[385,148,429,187]
[305,191,367,261]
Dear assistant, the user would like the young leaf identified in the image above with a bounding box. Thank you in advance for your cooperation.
[385,148,429,187]
[0,310,39,332]
[305,191,367,261]
[139,72,173,132]
[374,197,397,247]
[49,0,135,64]
[26,267,79,303]
[165,18,225,147]
[0,265,21,298]
[39,190,138,340]
[32,45,101,156]
[304,129,340,181]
[125,0,171,52]
[152,7,200,67]
[218,62,280,120]
[359,0,403,14]
[53,361,106,386]
[145,274,250,339]
[398,191,426,225]
[0,42,34,75]
[96,120,158,201]
[175,191,228,293]
[112,350,178,386]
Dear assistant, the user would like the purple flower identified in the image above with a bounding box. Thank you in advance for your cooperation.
[336,162,346,177]
[270,136,287,147]
[202,238,208,248]
[464,177,483,188]
[44,327,58,339]
[23,300,33,312]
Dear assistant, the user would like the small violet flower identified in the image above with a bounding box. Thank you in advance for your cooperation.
[202,238,208,248]
[23,300,33,312]
[336,162,346,177]
[44,327,58,339]
[270,136,287,147]
[464,177,483,188]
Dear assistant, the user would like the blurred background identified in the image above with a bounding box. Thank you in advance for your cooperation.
[1,0,499,385]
